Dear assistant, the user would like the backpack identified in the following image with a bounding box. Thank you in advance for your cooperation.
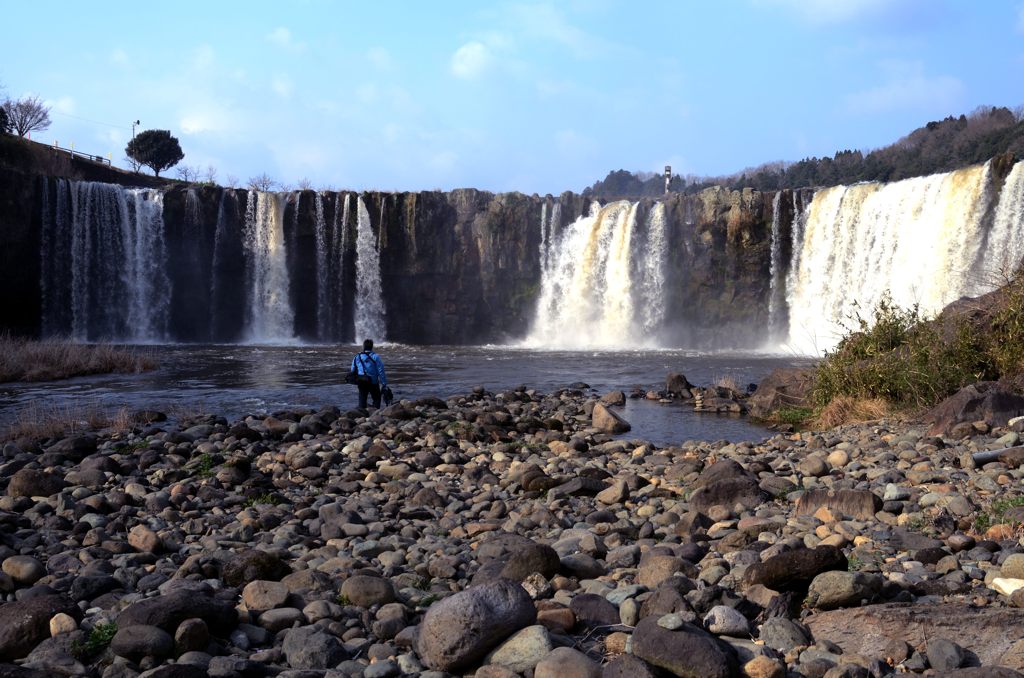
[345,352,373,386]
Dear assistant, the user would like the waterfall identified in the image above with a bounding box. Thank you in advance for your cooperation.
[185,188,201,228]
[313,193,330,340]
[525,200,668,349]
[41,179,169,342]
[766,191,785,338]
[243,191,295,342]
[638,202,668,334]
[978,161,1024,284]
[353,196,386,341]
[785,162,995,354]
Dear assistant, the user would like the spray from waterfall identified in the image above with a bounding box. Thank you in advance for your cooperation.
[354,196,386,341]
[785,162,995,354]
[243,191,295,342]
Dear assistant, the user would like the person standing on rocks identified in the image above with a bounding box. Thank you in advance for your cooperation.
[350,339,388,409]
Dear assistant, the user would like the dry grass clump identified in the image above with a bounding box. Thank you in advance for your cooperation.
[814,396,892,429]
[2,403,132,442]
[0,335,156,383]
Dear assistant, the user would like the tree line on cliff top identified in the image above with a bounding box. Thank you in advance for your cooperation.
[585,105,1024,200]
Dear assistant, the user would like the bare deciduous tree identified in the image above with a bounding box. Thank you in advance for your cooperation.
[247,173,278,191]
[296,177,314,191]
[2,95,52,137]
[175,165,201,182]
[203,165,218,185]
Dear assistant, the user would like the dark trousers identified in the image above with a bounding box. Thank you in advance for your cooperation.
[358,382,381,409]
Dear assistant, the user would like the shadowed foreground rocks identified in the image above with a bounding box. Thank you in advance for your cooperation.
[1,384,1024,676]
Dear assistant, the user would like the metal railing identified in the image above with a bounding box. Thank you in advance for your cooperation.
[45,140,111,166]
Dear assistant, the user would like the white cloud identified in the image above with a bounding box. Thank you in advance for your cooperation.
[49,96,76,115]
[367,47,393,71]
[266,26,305,52]
[504,3,598,58]
[271,76,293,98]
[110,49,130,66]
[451,41,491,79]
[844,61,964,115]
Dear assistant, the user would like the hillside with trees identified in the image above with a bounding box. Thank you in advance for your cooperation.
[584,105,1024,199]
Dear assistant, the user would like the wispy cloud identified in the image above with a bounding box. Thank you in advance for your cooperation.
[266,26,305,52]
[844,60,964,115]
[1017,3,1024,33]
[367,47,394,71]
[451,41,492,79]
[504,3,601,58]
[271,76,293,98]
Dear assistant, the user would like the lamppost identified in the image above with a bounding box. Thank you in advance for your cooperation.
[132,120,140,141]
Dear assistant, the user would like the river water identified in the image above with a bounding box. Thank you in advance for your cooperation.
[0,345,811,445]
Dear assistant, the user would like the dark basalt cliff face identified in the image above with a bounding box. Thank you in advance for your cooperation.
[0,137,784,347]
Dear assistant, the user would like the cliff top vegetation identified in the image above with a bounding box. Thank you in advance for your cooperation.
[586,105,1024,199]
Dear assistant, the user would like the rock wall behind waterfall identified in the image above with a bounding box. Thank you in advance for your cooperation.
[5,139,1017,349]
[0,162,777,346]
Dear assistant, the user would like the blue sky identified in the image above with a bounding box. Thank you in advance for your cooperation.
[3,0,1023,194]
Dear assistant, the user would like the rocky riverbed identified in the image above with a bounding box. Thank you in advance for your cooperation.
[2,382,1024,678]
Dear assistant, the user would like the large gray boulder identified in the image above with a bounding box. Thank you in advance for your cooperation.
[631,616,737,678]
[416,578,536,672]
[0,596,79,660]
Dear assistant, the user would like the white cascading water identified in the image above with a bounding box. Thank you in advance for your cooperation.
[785,162,995,354]
[243,191,295,342]
[766,191,785,337]
[977,161,1024,285]
[353,196,386,341]
[525,200,668,349]
[637,202,668,334]
[42,180,170,342]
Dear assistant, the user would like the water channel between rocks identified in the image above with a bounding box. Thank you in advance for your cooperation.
[0,345,813,445]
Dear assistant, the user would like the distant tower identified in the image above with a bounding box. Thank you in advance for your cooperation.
[664,165,672,194]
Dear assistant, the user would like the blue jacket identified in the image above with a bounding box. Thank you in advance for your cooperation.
[351,351,386,386]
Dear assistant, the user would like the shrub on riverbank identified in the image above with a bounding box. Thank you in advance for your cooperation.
[0,335,156,382]
[808,273,1024,423]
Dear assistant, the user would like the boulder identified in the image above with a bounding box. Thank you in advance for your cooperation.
[591,403,630,433]
[0,595,79,660]
[795,489,882,521]
[925,381,1024,436]
[689,460,767,512]
[416,578,536,672]
[282,626,347,669]
[743,546,847,591]
[805,571,881,610]
[666,373,694,398]
[220,549,290,587]
[6,470,66,498]
[116,590,236,636]
[805,603,1024,669]
[474,533,560,583]
[748,368,815,418]
[631,616,738,678]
